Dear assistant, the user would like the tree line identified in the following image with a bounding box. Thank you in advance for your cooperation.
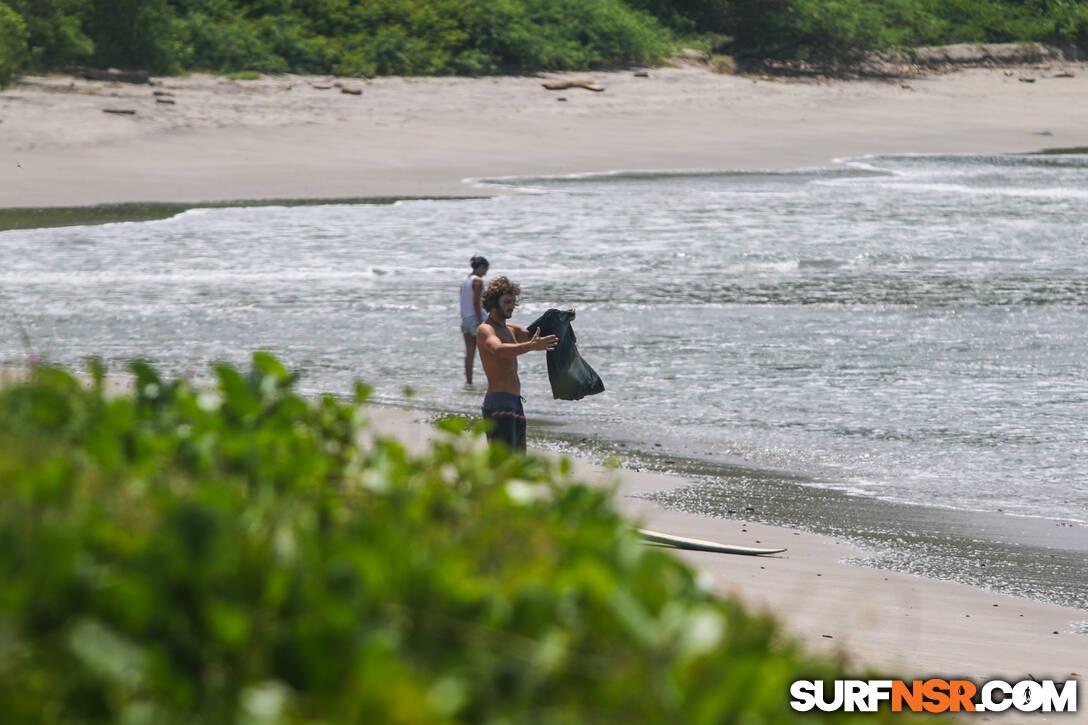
[1,0,1086,85]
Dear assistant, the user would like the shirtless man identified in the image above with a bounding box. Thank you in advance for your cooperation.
[476,276,558,452]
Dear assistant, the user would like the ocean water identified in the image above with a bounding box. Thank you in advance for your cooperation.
[2,153,1086,608]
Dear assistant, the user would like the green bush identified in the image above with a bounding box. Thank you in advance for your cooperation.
[726,0,1088,61]
[250,13,334,74]
[5,0,92,71]
[81,0,183,72]
[177,11,287,72]
[5,0,1088,74]
[8,0,185,72]
[723,0,942,59]
[0,355,915,723]
[624,0,733,33]
[521,0,673,68]
[324,0,672,75]
[0,2,28,87]
[924,0,1088,44]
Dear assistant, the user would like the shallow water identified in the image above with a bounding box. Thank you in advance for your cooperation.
[2,153,1086,607]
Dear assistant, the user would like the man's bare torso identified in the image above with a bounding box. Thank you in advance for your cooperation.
[478,320,526,395]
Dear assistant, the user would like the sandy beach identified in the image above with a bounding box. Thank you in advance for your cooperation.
[3,63,1088,208]
[2,62,1086,713]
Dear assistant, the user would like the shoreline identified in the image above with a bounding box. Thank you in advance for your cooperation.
[5,143,1087,232]
[8,143,1088,233]
[0,196,479,232]
[408,399,1088,612]
[4,65,1088,209]
[371,403,1086,689]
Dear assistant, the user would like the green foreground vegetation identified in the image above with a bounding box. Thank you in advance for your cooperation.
[0,355,920,723]
[1,0,1088,88]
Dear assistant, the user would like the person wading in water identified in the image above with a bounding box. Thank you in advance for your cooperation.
[459,255,489,385]
[475,276,561,452]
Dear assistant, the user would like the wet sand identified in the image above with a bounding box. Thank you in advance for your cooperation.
[372,406,1085,704]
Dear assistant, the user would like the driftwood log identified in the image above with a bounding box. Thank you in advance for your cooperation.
[542,81,605,92]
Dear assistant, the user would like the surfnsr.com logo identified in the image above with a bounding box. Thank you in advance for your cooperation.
[790,678,1078,713]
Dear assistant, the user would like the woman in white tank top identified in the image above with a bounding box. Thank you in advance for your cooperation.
[460,256,489,384]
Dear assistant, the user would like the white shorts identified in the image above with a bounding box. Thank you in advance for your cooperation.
[461,315,480,336]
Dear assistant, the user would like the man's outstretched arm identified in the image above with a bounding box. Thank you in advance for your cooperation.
[479,325,557,358]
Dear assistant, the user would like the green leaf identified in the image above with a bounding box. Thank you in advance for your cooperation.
[67,618,148,689]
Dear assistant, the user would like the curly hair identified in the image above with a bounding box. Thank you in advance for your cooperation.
[481,276,521,312]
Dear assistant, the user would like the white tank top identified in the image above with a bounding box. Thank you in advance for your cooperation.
[460,274,482,318]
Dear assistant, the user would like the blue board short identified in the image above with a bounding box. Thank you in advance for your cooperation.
[461,315,480,336]
[482,391,526,453]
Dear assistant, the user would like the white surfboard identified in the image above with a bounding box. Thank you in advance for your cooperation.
[638,528,786,556]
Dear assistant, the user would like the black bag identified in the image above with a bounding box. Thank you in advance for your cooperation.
[526,309,605,401]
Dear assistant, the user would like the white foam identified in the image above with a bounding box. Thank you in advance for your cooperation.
[833,155,902,175]
[860,180,1088,200]
[464,164,861,191]
[0,266,456,286]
